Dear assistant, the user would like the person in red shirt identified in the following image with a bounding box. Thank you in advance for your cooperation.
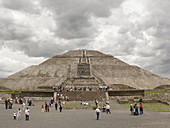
[130,104,133,115]
[47,105,49,112]
[41,105,44,112]
[140,103,143,114]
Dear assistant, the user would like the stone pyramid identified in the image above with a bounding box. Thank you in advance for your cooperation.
[0,50,170,90]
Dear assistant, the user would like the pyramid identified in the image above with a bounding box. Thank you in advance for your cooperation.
[0,50,170,90]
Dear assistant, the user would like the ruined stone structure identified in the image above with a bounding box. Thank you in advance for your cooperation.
[60,50,104,88]
[0,49,170,90]
[77,50,90,77]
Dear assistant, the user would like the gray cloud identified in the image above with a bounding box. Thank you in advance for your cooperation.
[41,0,124,39]
[1,0,40,14]
[0,0,170,79]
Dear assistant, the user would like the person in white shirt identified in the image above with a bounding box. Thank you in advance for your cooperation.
[95,107,101,120]
[25,107,30,121]
[13,110,17,120]
[106,103,111,114]
[17,108,22,120]
[22,102,25,110]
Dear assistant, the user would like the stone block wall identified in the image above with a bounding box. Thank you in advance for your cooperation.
[144,93,170,101]
[58,91,106,101]
[108,90,144,96]
[11,91,54,99]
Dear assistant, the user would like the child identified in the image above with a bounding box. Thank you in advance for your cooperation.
[41,105,44,112]
[130,104,133,115]
[47,105,49,112]
[13,110,17,120]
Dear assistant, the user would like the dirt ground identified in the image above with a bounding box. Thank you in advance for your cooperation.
[0,100,170,128]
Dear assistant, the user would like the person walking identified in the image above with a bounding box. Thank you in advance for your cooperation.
[130,104,133,115]
[22,102,25,110]
[45,102,47,112]
[55,102,58,110]
[140,103,143,114]
[17,108,22,120]
[95,107,101,120]
[47,105,50,112]
[41,105,44,112]
[5,99,8,109]
[59,105,62,112]
[135,104,139,116]
[49,100,51,107]
[13,110,17,120]
[29,100,32,106]
[95,99,98,107]
[106,103,111,114]
[25,107,30,121]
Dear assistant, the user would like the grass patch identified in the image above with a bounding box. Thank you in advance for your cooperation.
[120,102,170,112]
[0,91,13,94]
[145,90,170,94]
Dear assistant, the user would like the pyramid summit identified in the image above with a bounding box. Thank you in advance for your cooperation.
[0,49,170,90]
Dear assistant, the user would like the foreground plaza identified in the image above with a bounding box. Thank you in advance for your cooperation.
[0,101,169,128]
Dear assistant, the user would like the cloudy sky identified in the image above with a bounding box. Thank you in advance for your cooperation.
[0,0,170,78]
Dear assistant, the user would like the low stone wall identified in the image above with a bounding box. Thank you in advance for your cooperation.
[11,91,54,99]
[114,92,170,104]
[58,91,106,101]
[144,93,170,102]
[108,90,144,96]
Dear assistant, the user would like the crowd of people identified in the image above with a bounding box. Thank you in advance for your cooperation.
[41,97,65,113]
[13,107,30,121]
[130,102,143,116]
[4,97,33,121]
[53,85,109,92]
[5,98,13,109]
[3,95,145,121]
[94,99,111,120]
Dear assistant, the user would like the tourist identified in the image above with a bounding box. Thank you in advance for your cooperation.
[133,104,136,115]
[67,96,69,101]
[29,100,32,106]
[13,110,17,120]
[95,107,101,120]
[45,102,47,112]
[130,104,133,115]
[25,107,30,121]
[55,102,58,110]
[140,103,143,114]
[139,98,143,103]
[102,105,106,112]
[135,104,139,116]
[22,102,25,110]
[9,99,13,109]
[5,99,8,109]
[49,100,51,107]
[47,105,50,112]
[95,99,98,107]
[59,105,62,112]
[41,105,44,112]
[106,103,111,114]
[17,108,22,120]
[15,97,18,104]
